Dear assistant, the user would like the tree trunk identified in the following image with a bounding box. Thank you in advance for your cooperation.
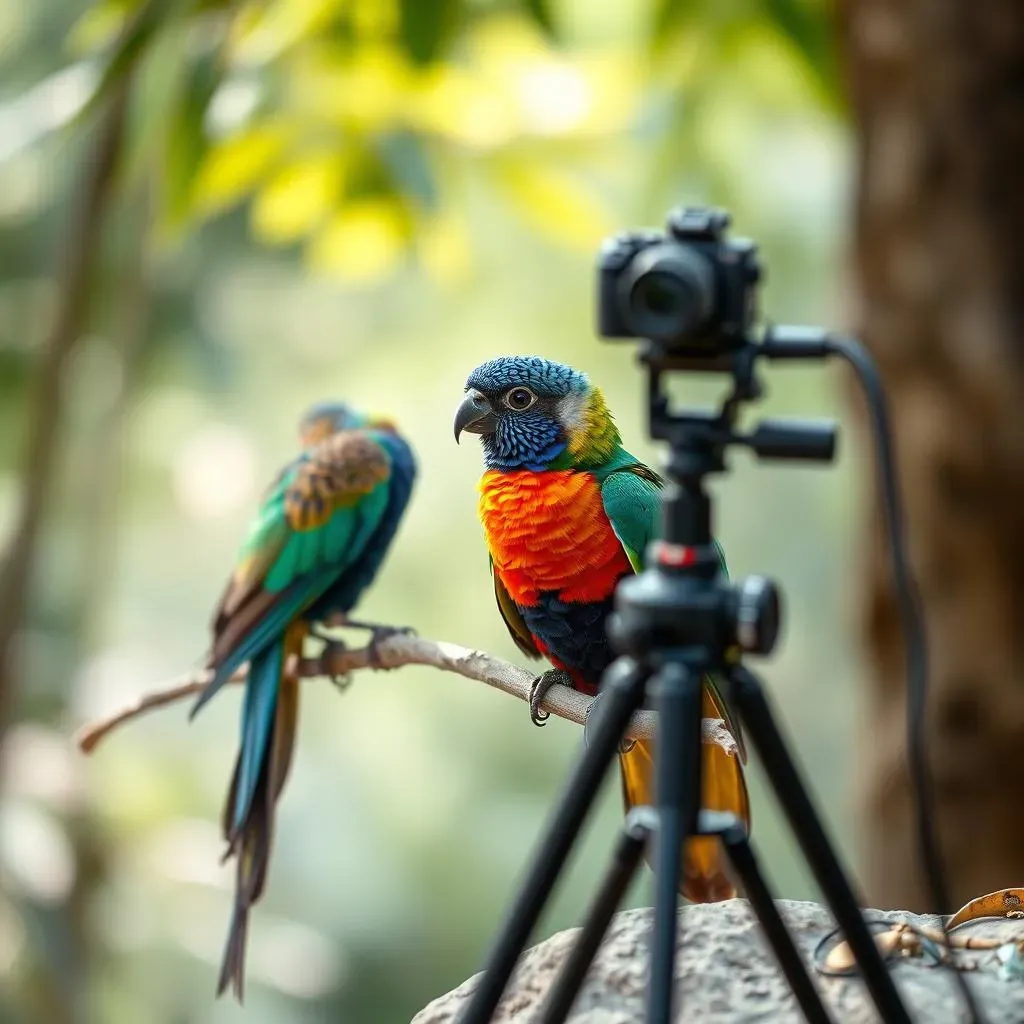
[838,1,1024,911]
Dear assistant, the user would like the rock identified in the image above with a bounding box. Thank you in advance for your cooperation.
[413,899,1022,1022]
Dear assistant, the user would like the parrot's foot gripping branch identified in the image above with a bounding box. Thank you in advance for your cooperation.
[529,670,574,727]
[344,620,418,668]
[309,634,354,692]
[312,619,418,672]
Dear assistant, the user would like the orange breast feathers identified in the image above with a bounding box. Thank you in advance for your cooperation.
[478,470,633,607]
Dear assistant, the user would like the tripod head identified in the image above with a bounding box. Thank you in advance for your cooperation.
[598,206,839,675]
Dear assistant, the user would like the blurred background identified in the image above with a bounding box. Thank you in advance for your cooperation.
[0,0,961,1021]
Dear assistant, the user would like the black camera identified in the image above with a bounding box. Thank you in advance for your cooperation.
[597,206,761,356]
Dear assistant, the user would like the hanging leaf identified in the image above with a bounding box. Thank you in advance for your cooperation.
[522,0,558,41]
[374,131,438,211]
[490,156,615,251]
[650,0,694,49]
[250,151,346,244]
[67,0,135,56]
[191,121,292,216]
[398,0,460,65]
[72,0,185,130]
[759,0,838,102]
[307,196,410,283]
[161,44,225,229]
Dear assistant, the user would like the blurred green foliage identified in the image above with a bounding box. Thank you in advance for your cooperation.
[0,0,860,1021]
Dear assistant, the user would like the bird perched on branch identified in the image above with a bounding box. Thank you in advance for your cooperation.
[454,355,748,903]
[190,401,416,1001]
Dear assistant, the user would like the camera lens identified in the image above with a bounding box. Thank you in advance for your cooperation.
[617,243,715,343]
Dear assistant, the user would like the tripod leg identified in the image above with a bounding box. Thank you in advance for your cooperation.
[646,662,704,1024]
[719,820,835,1024]
[536,808,657,1024]
[728,665,913,1024]
[457,659,649,1024]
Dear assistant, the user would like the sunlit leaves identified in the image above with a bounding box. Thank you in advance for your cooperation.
[406,64,513,149]
[250,151,346,243]
[290,42,414,131]
[650,0,694,48]
[162,45,224,229]
[191,121,292,216]
[759,0,839,107]
[227,0,346,66]
[523,0,558,42]
[67,0,135,55]
[308,197,409,283]
[398,0,459,65]
[490,156,615,251]
[59,0,840,287]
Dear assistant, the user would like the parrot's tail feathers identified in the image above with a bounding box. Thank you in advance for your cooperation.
[216,883,251,1001]
[190,660,236,721]
[216,624,304,1000]
[216,807,271,1002]
[617,684,750,904]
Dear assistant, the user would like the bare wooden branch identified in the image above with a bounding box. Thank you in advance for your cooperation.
[74,633,739,758]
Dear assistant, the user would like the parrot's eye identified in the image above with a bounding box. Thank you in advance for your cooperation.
[504,387,536,411]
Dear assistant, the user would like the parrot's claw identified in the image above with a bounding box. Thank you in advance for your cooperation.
[529,670,572,727]
[329,672,354,693]
[363,625,414,669]
[317,638,353,693]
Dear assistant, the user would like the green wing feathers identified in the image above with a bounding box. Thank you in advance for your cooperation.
[600,462,662,573]
[195,431,394,717]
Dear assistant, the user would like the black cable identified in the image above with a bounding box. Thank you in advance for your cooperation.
[824,335,984,1024]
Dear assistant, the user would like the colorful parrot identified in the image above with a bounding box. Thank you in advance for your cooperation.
[190,401,417,1001]
[454,355,749,903]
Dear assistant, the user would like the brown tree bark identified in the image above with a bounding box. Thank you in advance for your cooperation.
[0,84,128,759]
[838,1,1024,911]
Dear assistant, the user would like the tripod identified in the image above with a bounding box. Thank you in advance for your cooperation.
[457,337,914,1024]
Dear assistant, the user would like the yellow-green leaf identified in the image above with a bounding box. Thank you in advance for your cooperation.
[66,0,132,56]
[407,64,513,149]
[523,0,558,41]
[230,0,344,65]
[250,152,346,244]
[398,0,460,65]
[162,45,224,230]
[307,198,408,283]
[293,43,413,131]
[191,123,291,216]
[490,158,614,251]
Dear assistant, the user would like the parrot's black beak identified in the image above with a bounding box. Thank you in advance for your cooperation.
[454,390,497,443]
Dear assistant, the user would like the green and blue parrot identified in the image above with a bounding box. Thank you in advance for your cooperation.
[191,401,416,1000]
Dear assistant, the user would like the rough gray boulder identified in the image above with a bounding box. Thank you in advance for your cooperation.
[413,899,1023,1022]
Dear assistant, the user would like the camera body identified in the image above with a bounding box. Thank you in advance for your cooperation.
[597,206,761,357]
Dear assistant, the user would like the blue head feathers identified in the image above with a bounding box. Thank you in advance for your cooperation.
[456,356,595,472]
[465,356,589,398]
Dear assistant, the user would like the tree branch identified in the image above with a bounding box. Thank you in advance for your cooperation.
[74,633,739,758]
